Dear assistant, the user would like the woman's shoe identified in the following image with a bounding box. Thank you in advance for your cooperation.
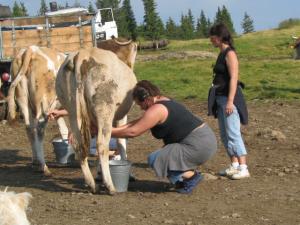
[176,171,203,194]
[218,165,239,177]
[231,169,250,180]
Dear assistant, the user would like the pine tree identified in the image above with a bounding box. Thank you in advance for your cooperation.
[119,0,137,40]
[156,17,165,39]
[221,5,235,34]
[142,0,164,41]
[215,6,223,24]
[180,14,188,39]
[12,1,23,17]
[180,10,194,40]
[20,2,28,16]
[196,10,208,38]
[136,24,145,38]
[187,9,195,38]
[88,1,96,13]
[214,5,235,34]
[95,0,120,9]
[241,12,255,34]
[207,18,212,31]
[165,17,178,39]
[39,0,48,16]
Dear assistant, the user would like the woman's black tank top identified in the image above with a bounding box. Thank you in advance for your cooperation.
[213,47,233,96]
[150,100,203,145]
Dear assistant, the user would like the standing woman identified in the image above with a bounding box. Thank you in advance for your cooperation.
[209,23,250,179]
[112,80,218,194]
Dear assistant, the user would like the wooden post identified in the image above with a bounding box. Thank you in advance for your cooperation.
[11,20,16,57]
[0,25,3,59]
[78,16,83,48]
[91,18,96,47]
[46,17,51,48]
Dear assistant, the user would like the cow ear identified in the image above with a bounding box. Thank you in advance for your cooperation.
[14,192,32,210]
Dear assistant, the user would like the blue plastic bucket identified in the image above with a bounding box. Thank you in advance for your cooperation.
[52,139,75,164]
[109,160,132,192]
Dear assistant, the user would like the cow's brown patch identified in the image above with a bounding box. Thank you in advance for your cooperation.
[80,57,98,78]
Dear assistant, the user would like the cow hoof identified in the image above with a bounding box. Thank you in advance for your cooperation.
[31,164,52,176]
[43,165,52,176]
[108,188,117,196]
[90,186,97,194]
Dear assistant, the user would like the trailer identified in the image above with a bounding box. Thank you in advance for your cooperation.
[0,7,117,62]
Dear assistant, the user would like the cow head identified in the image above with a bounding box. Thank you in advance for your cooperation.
[291,36,300,49]
[97,37,137,69]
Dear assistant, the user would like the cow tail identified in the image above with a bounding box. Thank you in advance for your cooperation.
[76,69,91,159]
[7,48,33,121]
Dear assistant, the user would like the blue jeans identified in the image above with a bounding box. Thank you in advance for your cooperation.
[216,96,247,157]
[148,150,184,184]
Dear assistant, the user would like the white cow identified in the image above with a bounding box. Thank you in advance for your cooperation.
[0,188,32,225]
[56,47,137,194]
[7,46,68,175]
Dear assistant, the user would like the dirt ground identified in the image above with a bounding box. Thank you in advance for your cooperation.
[0,100,299,225]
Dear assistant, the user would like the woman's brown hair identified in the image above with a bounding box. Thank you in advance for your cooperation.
[209,23,235,50]
[133,80,161,102]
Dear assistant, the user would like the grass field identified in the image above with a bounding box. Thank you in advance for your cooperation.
[135,26,300,101]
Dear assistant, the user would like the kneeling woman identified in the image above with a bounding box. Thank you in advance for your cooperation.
[112,80,217,194]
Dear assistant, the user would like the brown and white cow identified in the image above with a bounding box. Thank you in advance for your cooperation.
[7,46,68,175]
[292,36,300,59]
[97,37,137,69]
[56,47,137,194]
[97,38,138,160]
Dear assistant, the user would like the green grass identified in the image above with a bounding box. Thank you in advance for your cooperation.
[240,59,300,99]
[135,59,213,100]
[135,25,300,101]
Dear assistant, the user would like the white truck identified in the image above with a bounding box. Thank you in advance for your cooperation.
[0,6,118,119]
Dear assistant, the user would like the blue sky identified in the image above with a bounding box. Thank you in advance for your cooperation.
[2,0,299,34]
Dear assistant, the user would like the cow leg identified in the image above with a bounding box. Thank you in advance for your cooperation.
[26,117,50,175]
[80,157,97,193]
[97,134,116,195]
[56,117,68,140]
[96,114,116,194]
[69,114,97,193]
[15,93,40,165]
[115,116,127,160]
[15,82,38,165]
